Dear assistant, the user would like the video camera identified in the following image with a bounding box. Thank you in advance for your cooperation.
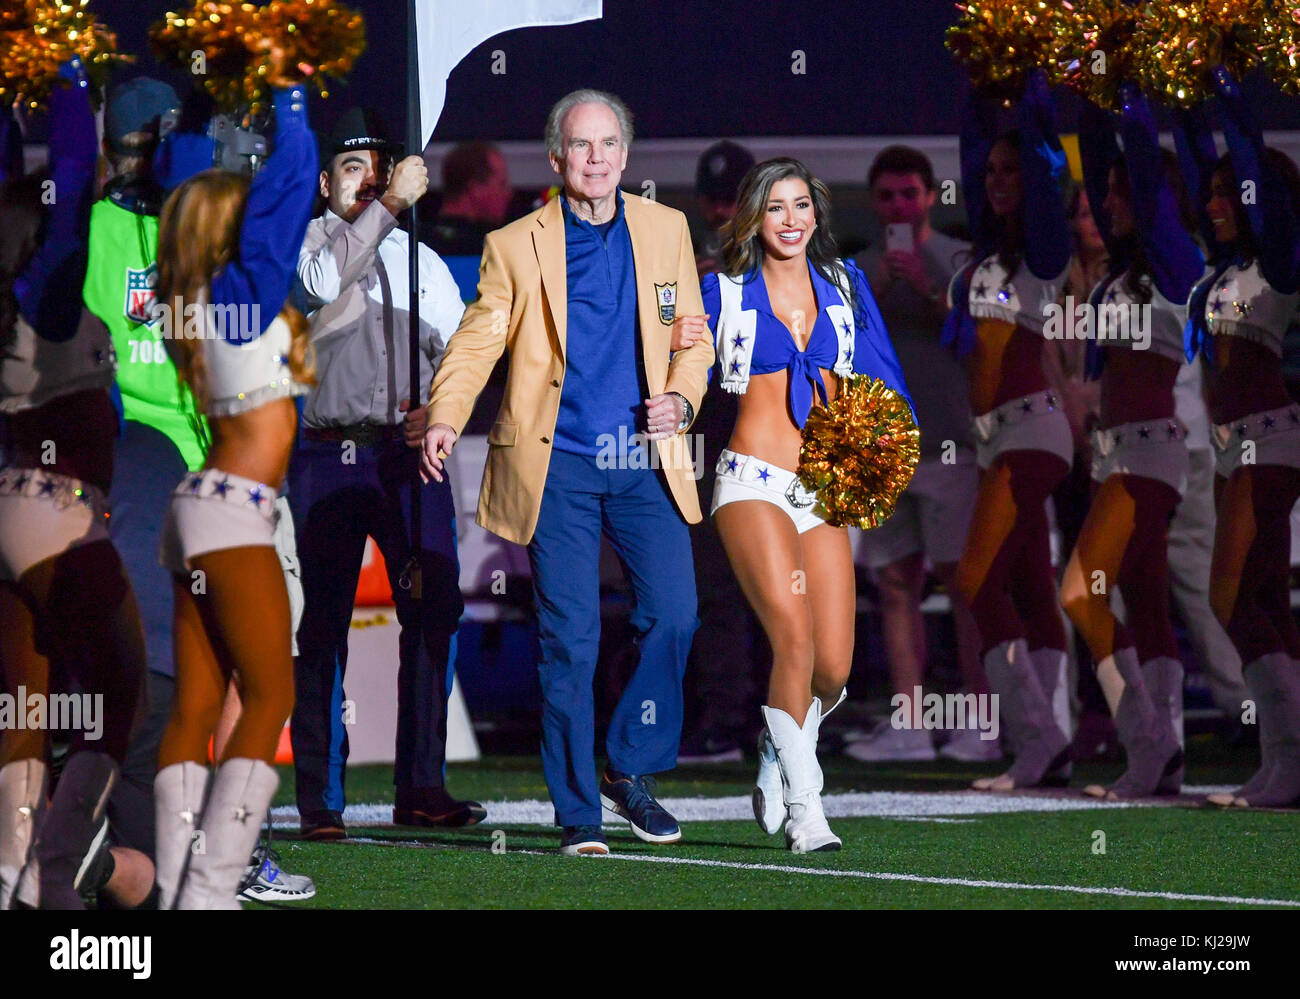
[158,106,269,176]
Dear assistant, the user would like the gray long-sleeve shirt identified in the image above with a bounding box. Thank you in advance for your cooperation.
[296,201,466,429]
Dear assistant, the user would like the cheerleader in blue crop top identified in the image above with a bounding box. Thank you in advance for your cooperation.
[946,72,1074,792]
[1184,69,1300,810]
[0,60,148,911]
[696,158,909,854]
[1058,85,1205,800]
[150,59,320,908]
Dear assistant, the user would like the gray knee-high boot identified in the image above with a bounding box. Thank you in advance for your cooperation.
[1029,647,1073,784]
[1209,652,1285,805]
[1142,656,1185,794]
[974,639,1070,791]
[13,752,117,909]
[1215,654,1300,808]
[1086,648,1181,799]
[0,759,46,910]
[177,758,278,909]
[153,761,211,909]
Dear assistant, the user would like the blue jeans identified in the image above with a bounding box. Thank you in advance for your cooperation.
[288,435,462,814]
[528,449,698,826]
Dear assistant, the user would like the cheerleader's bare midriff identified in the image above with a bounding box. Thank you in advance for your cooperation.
[727,365,840,475]
[968,319,1049,416]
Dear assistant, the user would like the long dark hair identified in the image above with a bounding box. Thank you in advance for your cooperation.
[987,131,1025,278]
[1110,148,1198,304]
[1211,147,1300,263]
[720,157,848,295]
[0,172,47,340]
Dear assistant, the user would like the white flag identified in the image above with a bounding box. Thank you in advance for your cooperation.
[413,0,603,150]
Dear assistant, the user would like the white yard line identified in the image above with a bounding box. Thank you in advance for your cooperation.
[270,786,1233,831]
[341,836,1300,908]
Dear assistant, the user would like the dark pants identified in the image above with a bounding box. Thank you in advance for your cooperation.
[288,435,462,815]
[106,420,186,680]
[528,449,697,826]
[102,421,187,857]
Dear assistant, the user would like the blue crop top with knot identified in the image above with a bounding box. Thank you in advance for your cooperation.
[700,257,911,428]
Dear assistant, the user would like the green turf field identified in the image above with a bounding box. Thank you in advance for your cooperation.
[255,740,1300,910]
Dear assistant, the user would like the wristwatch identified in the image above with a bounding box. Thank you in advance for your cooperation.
[670,392,693,433]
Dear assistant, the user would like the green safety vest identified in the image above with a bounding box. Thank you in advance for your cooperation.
[83,198,208,471]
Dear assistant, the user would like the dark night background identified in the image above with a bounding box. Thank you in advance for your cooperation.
[73,0,1300,146]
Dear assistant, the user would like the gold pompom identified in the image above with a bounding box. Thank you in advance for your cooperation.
[797,376,920,530]
[149,4,262,110]
[0,1,133,111]
[1055,0,1158,110]
[1259,3,1300,98]
[149,0,365,111]
[945,0,1071,107]
[1134,0,1266,108]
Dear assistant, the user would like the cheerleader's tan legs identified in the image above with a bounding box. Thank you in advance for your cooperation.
[1207,465,1300,808]
[156,546,293,908]
[0,584,49,909]
[716,501,848,852]
[1059,475,1182,798]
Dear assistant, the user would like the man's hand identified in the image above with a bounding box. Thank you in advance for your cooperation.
[420,422,458,483]
[381,155,429,217]
[644,393,685,441]
[399,399,427,448]
[669,314,710,352]
[883,249,932,297]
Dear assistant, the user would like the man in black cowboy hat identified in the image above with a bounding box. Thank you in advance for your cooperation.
[289,107,482,839]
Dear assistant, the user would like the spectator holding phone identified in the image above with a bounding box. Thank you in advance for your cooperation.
[847,146,990,763]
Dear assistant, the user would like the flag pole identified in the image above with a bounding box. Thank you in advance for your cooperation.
[405,0,423,601]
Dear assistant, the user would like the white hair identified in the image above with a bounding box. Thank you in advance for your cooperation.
[544,89,634,159]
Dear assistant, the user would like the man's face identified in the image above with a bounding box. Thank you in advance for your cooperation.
[697,195,738,232]
[870,171,935,229]
[549,102,627,203]
[321,149,389,222]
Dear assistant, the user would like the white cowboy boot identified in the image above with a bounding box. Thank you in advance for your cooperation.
[754,689,844,836]
[763,698,840,854]
[0,758,46,909]
[1142,656,1185,794]
[153,761,210,909]
[1085,648,1181,800]
[15,752,117,909]
[177,758,278,910]
[1029,646,1073,784]
[1218,654,1300,808]
[973,639,1070,791]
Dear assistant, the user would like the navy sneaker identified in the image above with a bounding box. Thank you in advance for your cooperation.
[599,769,682,844]
[559,825,609,856]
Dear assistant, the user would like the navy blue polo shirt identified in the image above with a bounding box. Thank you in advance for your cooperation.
[554,190,642,456]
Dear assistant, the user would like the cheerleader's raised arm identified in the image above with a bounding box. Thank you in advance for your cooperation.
[15,59,98,343]
[208,86,320,340]
[1214,68,1300,293]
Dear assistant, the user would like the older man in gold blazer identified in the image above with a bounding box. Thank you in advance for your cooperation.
[421,89,714,856]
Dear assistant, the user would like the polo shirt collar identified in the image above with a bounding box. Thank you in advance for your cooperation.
[561,187,626,231]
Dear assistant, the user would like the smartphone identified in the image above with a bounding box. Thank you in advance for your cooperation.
[885,223,915,253]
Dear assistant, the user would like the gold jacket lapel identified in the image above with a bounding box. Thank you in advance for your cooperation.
[623,194,669,396]
[533,196,567,362]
